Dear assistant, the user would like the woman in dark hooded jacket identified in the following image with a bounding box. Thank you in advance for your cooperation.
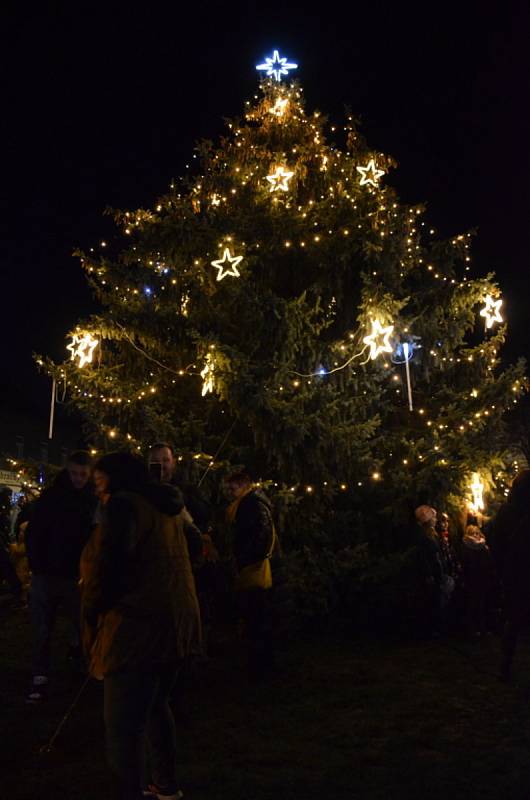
[80,452,201,800]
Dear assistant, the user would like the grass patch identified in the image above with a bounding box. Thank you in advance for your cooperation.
[2,597,530,799]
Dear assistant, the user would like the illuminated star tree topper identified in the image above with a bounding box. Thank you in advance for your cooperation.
[256,49,298,82]
[211,248,243,281]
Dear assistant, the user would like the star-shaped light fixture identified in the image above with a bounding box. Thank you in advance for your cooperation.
[356,158,385,187]
[200,354,215,396]
[363,319,394,360]
[256,50,298,82]
[479,295,503,329]
[211,248,243,281]
[469,473,485,512]
[269,97,289,117]
[67,332,99,367]
[266,165,294,193]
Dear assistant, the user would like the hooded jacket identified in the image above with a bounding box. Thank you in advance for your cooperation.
[80,483,201,678]
[26,470,96,579]
[230,488,275,571]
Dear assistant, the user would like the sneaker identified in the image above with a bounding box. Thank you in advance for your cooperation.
[26,675,49,704]
[142,784,183,799]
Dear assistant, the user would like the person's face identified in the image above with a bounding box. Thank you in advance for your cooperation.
[149,447,175,483]
[93,469,110,500]
[224,480,247,501]
[68,462,91,490]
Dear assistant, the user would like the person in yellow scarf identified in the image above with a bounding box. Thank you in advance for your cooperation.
[225,470,277,680]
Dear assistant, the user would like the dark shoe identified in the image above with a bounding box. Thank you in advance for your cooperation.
[26,675,49,704]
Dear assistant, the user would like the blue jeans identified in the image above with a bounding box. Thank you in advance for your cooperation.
[30,574,81,676]
[104,665,179,800]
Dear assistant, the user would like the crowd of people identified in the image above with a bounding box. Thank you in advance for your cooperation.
[1,450,530,800]
[0,445,277,800]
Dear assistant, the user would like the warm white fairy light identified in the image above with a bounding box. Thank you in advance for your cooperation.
[363,320,394,360]
[211,248,243,281]
[67,332,99,367]
[266,165,294,192]
[356,158,385,187]
[256,50,298,82]
[479,295,503,329]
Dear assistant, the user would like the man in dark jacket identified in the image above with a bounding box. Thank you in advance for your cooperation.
[225,469,276,679]
[148,442,206,566]
[26,451,96,702]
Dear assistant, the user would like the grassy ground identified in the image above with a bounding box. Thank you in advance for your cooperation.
[2,596,530,800]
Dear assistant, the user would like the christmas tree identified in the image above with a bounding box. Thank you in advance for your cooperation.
[42,51,526,544]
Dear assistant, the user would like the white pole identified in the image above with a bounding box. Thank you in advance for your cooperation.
[403,343,413,411]
[48,377,56,440]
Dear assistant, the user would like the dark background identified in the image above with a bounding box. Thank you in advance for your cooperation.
[1,1,529,451]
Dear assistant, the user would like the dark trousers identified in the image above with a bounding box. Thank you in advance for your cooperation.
[239,588,274,679]
[104,665,178,800]
[0,546,22,595]
[30,574,81,676]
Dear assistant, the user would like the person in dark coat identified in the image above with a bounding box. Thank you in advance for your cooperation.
[490,469,530,679]
[81,452,201,800]
[25,451,96,702]
[147,442,206,567]
[0,488,24,603]
[412,505,446,635]
[225,469,276,680]
[461,524,496,637]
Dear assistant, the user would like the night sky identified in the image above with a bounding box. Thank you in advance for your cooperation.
[1,2,529,429]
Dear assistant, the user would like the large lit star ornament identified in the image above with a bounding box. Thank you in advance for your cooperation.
[266,165,294,193]
[479,295,503,329]
[363,319,394,360]
[256,50,298,82]
[200,354,215,397]
[356,158,385,187]
[211,248,243,281]
[67,332,99,367]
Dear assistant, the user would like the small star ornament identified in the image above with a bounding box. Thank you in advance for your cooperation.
[266,165,294,193]
[479,295,503,329]
[67,332,99,367]
[211,248,243,281]
[470,473,484,512]
[363,319,394,360]
[269,97,289,117]
[200,354,215,396]
[356,158,385,187]
[256,50,298,82]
